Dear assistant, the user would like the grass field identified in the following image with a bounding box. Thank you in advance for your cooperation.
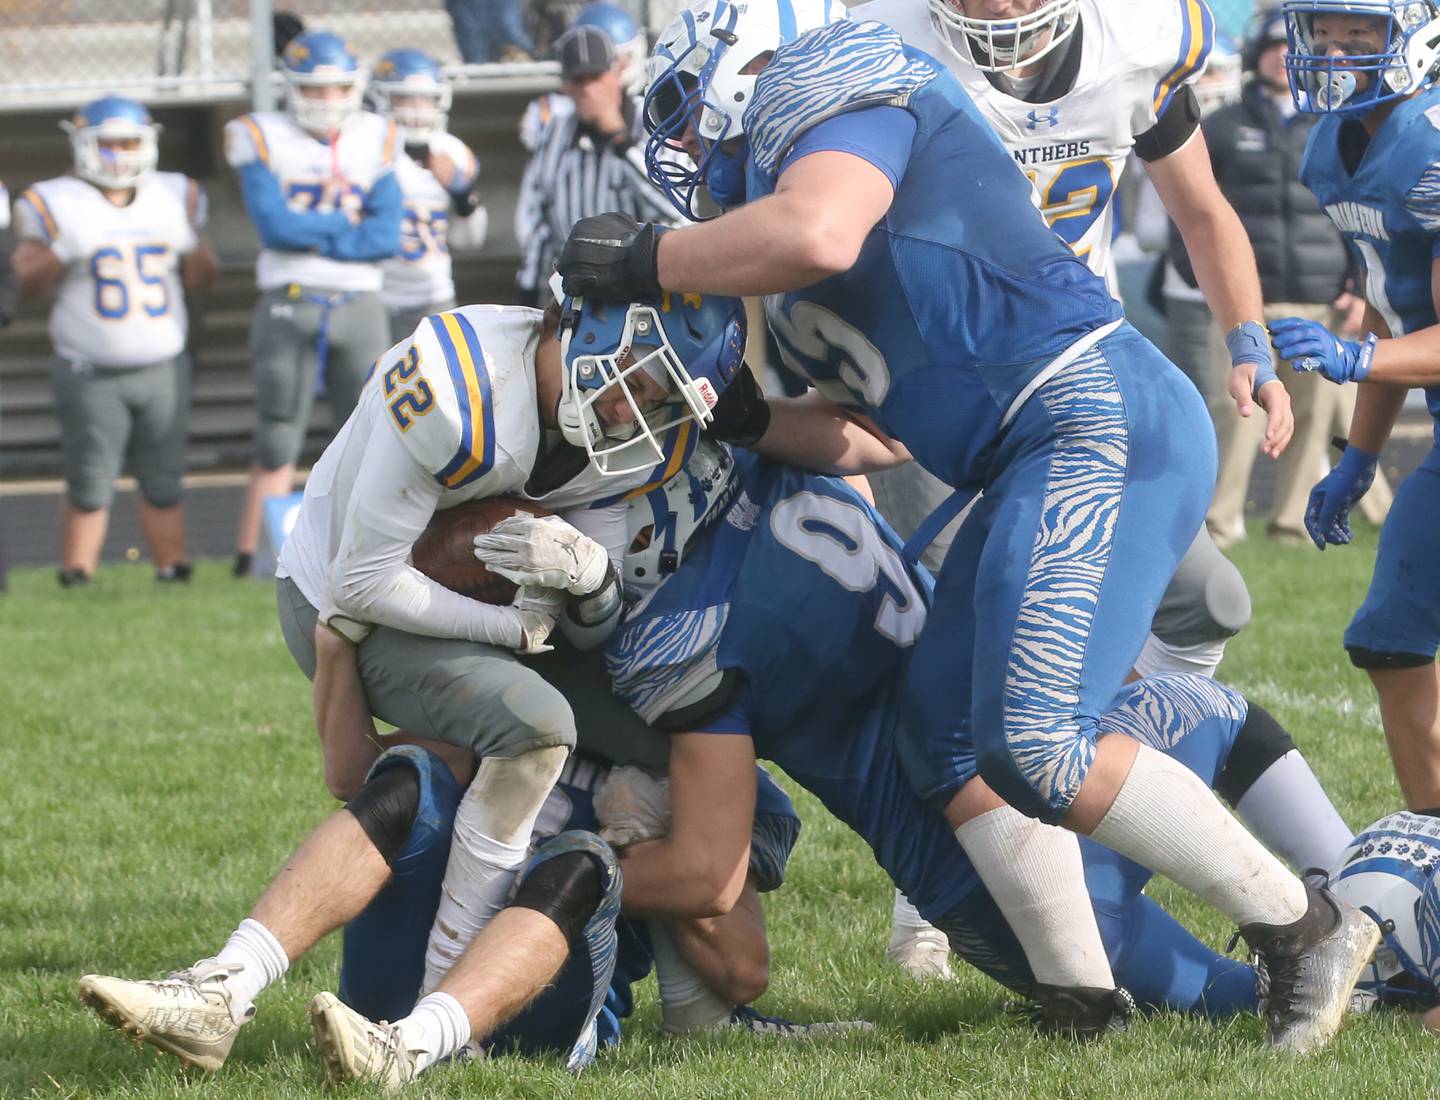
[4,525,1439,1099]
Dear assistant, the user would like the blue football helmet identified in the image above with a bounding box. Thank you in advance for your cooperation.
[1283,0,1440,114]
[574,3,647,92]
[556,277,748,477]
[371,48,452,142]
[643,0,847,221]
[61,96,159,190]
[625,438,738,590]
[281,30,365,134]
[1329,812,1440,1008]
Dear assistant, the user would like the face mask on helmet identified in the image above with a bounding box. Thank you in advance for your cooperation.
[372,51,452,144]
[926,0,1081,73]
[62,97,160,190]
[625,439,739,591]
[1283,0,1440,114]
[558,291,748,478]
[283,32,366,135]
[643,0,844,221]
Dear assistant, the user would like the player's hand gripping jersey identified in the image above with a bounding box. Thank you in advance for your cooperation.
[224,109,399,293]
[15,172,204,367]
[383,133,480,310]
[748,23,1124,488]
[1302,84,1440,420]
[860,0,1214,283]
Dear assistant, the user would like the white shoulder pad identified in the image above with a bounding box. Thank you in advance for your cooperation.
[1107,0,1214,131]
[153,172,209,228]
[433,131,479,179]
[13,177,68,244]
[223,114,272,168]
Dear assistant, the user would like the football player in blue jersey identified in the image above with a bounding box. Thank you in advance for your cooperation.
[1267,0,1440,816]
[556,0,1376,1047]
[599,446,1356,1036]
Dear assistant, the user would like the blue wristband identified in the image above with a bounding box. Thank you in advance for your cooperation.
[1226,320,1271,368]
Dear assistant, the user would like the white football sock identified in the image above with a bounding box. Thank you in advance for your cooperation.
[649,922,732,1033]
[955,806,1114,988]
[1132,633,1226,680]
[891,890,931,932]
[1234,750,1354,874]
[1090,743,1308,928]
[396,991,472,1073]
[421,750,566,994]
[214,917,288,1022]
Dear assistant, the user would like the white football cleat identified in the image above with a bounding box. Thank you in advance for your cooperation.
[309,991,419,1091]
[77,959,251,1071]
[885,923,955,982]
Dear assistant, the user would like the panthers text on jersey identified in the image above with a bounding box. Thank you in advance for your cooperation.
[1302,84,1440,422]
[858,0,1213,287]
[749,21,1123,489]
[278,303,704,639]
[224,109,397,293]
[383,132,479,310]
[14,172,204,367]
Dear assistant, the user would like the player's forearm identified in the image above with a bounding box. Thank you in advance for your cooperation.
[311,625,381,800]
[320,175,403,262]
[752,392,911,476]
[330,558,523,648]
[239,163,349,251]
[618,836,751,919]
[655,191,857,296]
[181,239,220,293]
[1173,199,1265,331]
[1345,380,1408,454]
[11,241,62,299]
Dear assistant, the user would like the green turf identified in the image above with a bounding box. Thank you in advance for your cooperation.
[3,528,1437,1098]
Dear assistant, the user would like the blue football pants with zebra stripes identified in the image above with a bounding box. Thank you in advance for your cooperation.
[898,323,1216,822]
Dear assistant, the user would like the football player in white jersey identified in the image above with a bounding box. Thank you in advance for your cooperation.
[371,48,490,344]
[225,29,402,580]
[10,96,218,586]
[74,287,749,1077]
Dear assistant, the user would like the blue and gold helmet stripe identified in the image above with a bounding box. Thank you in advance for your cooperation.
[1153,0,1215,117]
[430,312,496,489]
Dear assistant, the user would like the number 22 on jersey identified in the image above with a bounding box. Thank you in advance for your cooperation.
[384,343,435,431]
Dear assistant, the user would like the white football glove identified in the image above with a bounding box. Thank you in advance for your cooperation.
[511,585,565,655]
[594,765,673,848]
[473,514,611,596]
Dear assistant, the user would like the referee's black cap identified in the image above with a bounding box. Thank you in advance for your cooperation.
[558,24,616,80]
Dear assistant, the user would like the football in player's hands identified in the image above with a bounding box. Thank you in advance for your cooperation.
[412,497,552,604]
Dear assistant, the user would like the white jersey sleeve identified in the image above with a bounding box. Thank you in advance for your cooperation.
[223,114,267,169]
[1124,0,1215,138]
[14,181,66,256]
[0,180,9,232]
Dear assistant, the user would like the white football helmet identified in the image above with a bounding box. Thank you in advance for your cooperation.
[1328,812,1440,1006]
[926,0,1082,73]
[624,438,739,591]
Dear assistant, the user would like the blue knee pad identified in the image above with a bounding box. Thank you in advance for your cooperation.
[339,746,463,1023]
[487,830,623,1070]
[1345,451,1440,668]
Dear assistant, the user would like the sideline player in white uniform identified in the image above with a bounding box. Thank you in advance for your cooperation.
[225,29,402,579]
[10,96,218,585]
[371,48,490,344]
[74,288,750,1076]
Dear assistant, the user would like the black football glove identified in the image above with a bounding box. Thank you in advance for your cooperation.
[558,213,668,301]
[704,363,771,448]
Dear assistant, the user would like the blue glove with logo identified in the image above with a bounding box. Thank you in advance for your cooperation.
[1305,443,1377,549]
[1270,316,1378,384]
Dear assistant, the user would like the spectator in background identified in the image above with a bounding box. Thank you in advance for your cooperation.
[371,48,489,343]
[9,97,218,586]
[513,14,672,305]
[447,0,533,63]
[1203,6,1391,548]
[223,30,401,578]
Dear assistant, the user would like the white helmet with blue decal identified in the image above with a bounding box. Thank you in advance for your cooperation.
[926,0,1081,73]
[643,0,847,220]
[625,438,738,591]
[1283,0,1440,113]
[1329,812,1440,1007]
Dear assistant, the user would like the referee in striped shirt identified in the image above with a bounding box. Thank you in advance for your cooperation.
[514,21,675,303]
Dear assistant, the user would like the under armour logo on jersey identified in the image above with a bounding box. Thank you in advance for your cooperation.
[1026,108,1060,130]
